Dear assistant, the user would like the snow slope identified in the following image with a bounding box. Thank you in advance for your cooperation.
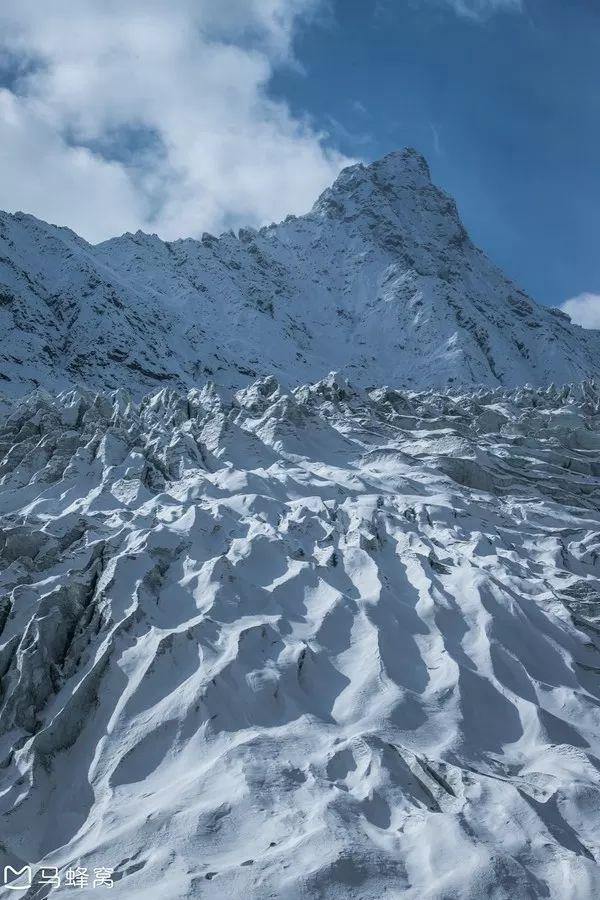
[1,374,600,898]
[1,149,599,398]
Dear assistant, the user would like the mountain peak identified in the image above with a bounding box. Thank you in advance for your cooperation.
[367,147,432,183]
[312,147,435,220]
[1,149,599,398]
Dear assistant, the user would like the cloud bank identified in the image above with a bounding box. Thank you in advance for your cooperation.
[560,293,600,330]
[0,1,352,242]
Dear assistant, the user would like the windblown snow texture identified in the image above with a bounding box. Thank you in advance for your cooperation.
[1,375,600,898]
[1,149,599,397]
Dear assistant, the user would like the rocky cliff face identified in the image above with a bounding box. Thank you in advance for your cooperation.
[1,148,597,398]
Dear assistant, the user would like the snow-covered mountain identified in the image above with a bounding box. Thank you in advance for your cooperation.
[1,375,600,897]
[1,148,598,398]
[2,153,600,899]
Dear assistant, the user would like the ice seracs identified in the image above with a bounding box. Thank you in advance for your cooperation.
[1,376,599,897]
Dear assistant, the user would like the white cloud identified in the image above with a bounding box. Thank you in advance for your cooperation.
[435,0,523,20]
[0,1,353,243]
[0,89,147,239]
[560,293,600,330]
[377,0,523,21]
[429,122,442,155]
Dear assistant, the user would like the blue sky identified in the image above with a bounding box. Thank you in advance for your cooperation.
[0,0,598,318]
[272,0,600,308]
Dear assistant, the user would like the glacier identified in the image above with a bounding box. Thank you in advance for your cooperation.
[1,151,600,898]
[1,376,600,897]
